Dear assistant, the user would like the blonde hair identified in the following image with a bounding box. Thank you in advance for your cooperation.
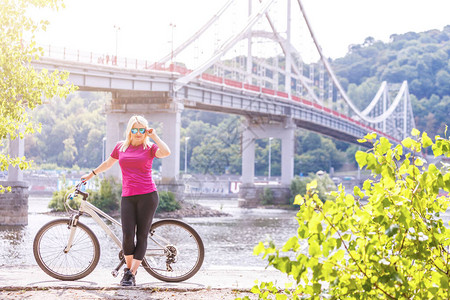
[119,115,152,152]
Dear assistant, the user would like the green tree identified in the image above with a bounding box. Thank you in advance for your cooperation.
[0,0,75,191]
[347,77,381,110]
[191,136,228,174]
[246,129,450,299]
[27,92,106,168]
[333,27,450,136]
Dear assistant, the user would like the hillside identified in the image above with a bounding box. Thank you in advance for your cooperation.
[331,26,450,137]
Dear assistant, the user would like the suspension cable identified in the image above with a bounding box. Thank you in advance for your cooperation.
[296,0,408,124]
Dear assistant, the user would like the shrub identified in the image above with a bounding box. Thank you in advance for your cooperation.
[48,176,81,211]
[48,176,121,214]
[289,173,336,204]
[244,129,450,299]
[88,177,121,213]
[156,191,181,213]
[290,176,307,204]
[261,187,274,205]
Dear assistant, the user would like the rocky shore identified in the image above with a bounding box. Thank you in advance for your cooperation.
[156,200,231,218]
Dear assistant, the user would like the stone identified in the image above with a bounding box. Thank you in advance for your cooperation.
[0,181,29,225]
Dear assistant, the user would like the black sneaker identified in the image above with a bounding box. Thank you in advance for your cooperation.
[120,268,136,286]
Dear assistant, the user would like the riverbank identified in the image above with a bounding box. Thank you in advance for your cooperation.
[156,200,231,218]
[0,287,256,300]
[0,266,292,299]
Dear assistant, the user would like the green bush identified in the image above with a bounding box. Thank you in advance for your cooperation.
[261,187,274,205]
[289,173,335,204]
[243,129,450,299]
[156,191,181,213]
[48,176,81,211]
[290,176,307,204]
[48,176,121,214]
[88,177,121,213]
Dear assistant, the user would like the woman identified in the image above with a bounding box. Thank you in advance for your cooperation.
[81,115,171,286]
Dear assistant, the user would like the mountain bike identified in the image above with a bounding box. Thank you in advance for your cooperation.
[33,182,204,282]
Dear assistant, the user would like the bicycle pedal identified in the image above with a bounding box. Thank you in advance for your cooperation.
[111,270,118,277]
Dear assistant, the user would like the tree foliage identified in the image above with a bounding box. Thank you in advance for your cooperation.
[244,129,450,299]
[332,26,450,137]
[0,0,75,191]
[26,92,106,167]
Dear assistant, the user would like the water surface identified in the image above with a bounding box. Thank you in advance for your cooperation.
[0,197,299,271]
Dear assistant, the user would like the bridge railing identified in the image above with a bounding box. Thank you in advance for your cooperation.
[39,44,156,70]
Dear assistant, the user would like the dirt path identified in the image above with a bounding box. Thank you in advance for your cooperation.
[0,287,257,300]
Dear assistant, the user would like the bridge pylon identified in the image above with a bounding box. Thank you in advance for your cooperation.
[0,135,28,225]
[239,116,295,207]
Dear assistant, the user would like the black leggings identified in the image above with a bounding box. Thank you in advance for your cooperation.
[121,191,159,260]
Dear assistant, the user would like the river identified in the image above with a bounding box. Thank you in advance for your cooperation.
[0,196,300,271]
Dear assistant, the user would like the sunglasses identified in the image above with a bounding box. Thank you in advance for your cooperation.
[131,128,146,134]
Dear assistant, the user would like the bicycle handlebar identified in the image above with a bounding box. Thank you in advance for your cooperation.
[67,181,89,203]
[76,181,89,199]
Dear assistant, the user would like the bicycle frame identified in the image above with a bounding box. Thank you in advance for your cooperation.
[65,199,122,253]
[65,196,170,261]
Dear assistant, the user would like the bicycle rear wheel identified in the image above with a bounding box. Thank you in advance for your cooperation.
[142,219,204,282]
[33,218,100,281]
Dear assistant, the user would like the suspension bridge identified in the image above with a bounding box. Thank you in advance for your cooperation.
[7,0,416,219]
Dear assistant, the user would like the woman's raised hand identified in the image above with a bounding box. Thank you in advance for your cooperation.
[147,128,157,139]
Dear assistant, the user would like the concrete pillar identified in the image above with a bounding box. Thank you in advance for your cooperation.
[147,111,181,183]
[8,136,24,181]
[239,117,295,207]
[2,135,28,225]
[105,113,123,179]
[241,117,295,185]
[0,181,29,225]
[241,125,255,184]
[281,118,295,185]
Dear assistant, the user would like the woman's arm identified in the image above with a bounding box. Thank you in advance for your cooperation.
[81,156,118,181]
[147,129,171,158]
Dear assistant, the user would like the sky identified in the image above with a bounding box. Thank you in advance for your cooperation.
[33,0,450,65]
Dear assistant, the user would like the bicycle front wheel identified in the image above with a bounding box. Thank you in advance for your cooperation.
[142,219,204,282]
[33,218,100,281]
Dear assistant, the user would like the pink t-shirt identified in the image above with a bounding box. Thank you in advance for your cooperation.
[111,141,159,197]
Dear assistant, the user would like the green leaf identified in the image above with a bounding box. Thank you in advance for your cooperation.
[362,281,372,292]
[385,224,399,237]
[308,240,321,257]
[402,137,415,149]
[313,283,322,294]
[293,194,304,205]
[253,242,265,256]
[333,249,345,261]
[422,132,433,148]
[414,157,425,166]
[282,236,299,252]
[307,180,318,190]
[377,137,392,154]
[355,151,368,168]
[353,186,365,199]
[364,132,377,140]
[411,128,420,136]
